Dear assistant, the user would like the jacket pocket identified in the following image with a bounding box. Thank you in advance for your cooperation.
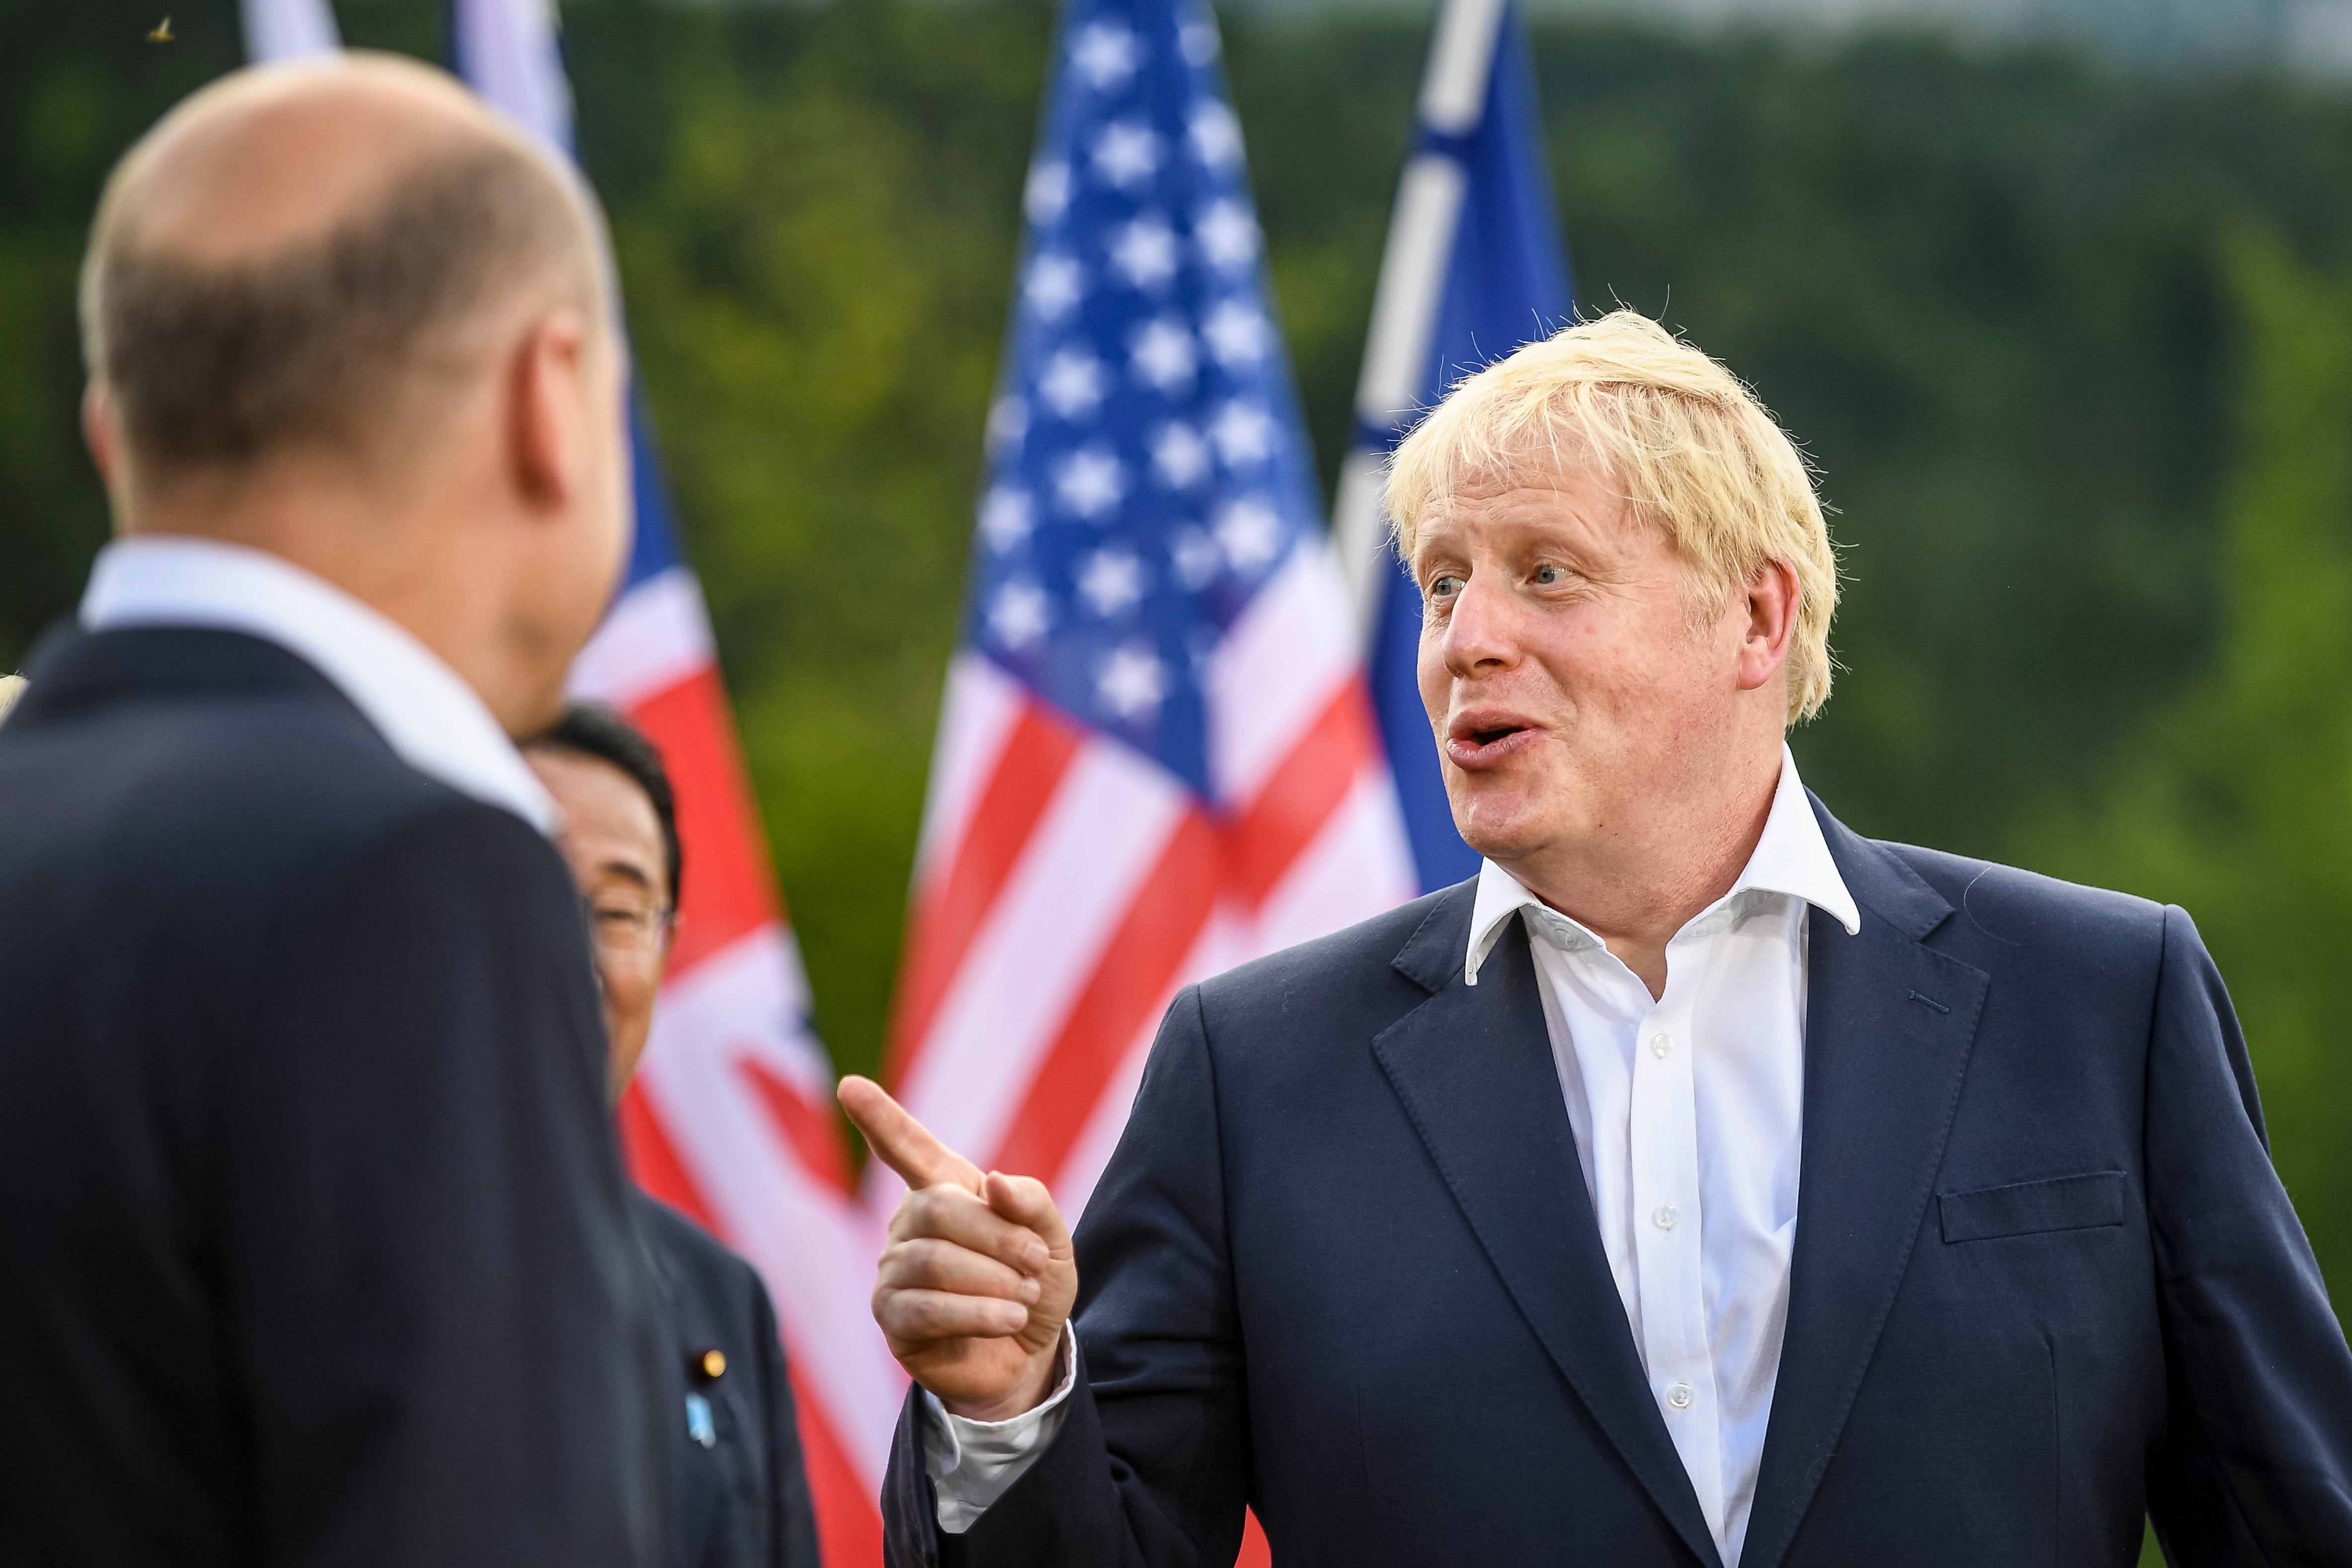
[1937,1171,2126,1243]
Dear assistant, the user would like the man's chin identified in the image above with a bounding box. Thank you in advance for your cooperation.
[1447,791,1553,866]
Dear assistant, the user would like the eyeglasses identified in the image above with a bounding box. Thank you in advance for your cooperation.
[583,895,675,956]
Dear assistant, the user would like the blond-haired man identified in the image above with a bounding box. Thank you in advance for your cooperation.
[844,313,2352,1568]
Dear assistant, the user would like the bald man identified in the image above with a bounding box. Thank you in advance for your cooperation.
[0,58,670,1566]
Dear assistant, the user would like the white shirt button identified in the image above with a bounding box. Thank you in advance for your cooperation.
[1666,1383,1694,1410]
[1650,1033,1672,1059]
[1653,1204,1680,1231]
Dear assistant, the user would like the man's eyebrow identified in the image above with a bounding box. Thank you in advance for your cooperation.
[593,861,657,892]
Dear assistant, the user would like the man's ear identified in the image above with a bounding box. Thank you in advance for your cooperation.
[506,308,593,512]
[1735,557,1801,694]
[83,382,120,485]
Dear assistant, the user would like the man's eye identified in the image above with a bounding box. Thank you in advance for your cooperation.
[1428,574,1465,597]
[1532,563,1565,585]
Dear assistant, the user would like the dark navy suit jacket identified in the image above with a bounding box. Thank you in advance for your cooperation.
[633,1190,824,1568]
[885,801,2352,1568]
[0,626,673,1566]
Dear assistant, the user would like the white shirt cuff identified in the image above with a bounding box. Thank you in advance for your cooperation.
[921,1322,1078,1534]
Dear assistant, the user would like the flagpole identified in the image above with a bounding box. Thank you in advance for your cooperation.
[239,0,341,62]
[1331,0,1510,633]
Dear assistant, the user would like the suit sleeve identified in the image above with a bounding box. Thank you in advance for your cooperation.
[750,1274,825,1568]
[2145,905,2352,1566]
[881,985,1250,1568]
[220,799,672,1568]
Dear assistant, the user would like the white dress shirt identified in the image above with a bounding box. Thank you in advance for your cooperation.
[1465,744,1856,1564]
[79,535,558,835]
[927,749,1857,1558]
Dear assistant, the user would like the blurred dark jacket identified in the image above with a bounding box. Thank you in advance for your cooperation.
[634,1190,824,1568]
[884,800,2352,1568]
[0,624,672,1566]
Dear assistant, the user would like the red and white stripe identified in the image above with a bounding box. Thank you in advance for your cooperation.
[882,540,1417,1222]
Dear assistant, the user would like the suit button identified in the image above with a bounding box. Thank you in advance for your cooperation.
[691,1348,727,1384]
[1666,1383,1693,1410]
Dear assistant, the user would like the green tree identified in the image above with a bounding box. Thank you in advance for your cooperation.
[2027,226,2352,1312]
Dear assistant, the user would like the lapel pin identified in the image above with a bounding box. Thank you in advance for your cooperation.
[690,1347,727,1384]
[147,16,173,42]
[684,1391,716,1448]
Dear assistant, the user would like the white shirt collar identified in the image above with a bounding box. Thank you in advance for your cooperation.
[1465,743,1860,986]
[79,535,559,836]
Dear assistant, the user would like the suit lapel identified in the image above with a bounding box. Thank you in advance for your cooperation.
[1375,892,1725,1568]
[1739,804,1990,1568]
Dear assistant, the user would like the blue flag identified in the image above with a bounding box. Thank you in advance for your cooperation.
[1333,0,1573,893]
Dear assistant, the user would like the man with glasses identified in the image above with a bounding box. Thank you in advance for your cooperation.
[527,704,822,1568]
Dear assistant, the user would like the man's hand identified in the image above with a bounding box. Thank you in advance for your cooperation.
[839,1076,1077,1422]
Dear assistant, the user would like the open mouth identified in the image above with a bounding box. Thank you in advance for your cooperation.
[1445,711,1540,768]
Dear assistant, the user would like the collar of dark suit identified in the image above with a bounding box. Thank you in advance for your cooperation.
[1374,795,1988,1568]
[17,621,364,722]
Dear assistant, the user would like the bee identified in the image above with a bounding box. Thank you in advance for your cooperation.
[147,16,173,42]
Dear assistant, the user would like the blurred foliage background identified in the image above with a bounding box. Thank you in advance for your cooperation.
[6,12,2352,1549]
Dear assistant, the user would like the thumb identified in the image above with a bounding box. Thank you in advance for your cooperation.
[984,1169,1073,1259]
[839,1076,984,1194]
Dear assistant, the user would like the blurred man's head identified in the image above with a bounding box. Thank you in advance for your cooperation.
[78,55,630,736]
[525,705,681,1098]
[1385,312,1837,895]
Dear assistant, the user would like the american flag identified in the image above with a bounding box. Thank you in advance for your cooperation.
[878,0,1415,1232]
[240,0,1416,1559]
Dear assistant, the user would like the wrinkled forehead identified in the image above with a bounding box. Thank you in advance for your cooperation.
[1407,451,1639,555]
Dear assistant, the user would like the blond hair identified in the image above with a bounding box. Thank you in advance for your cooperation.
[0,675,24,725]
[1384,311,1839,723]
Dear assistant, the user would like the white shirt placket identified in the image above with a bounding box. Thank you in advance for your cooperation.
[1638,921,1727,1539]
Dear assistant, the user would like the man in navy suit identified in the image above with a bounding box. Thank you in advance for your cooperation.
[841,311,2352,1567]
[0,57,670,1565]
[526,703,825,1568]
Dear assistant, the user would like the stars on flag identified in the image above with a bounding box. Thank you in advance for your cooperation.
[1194,199,1259,272]
[1070,21,1140,92]
[1129,317,1197,392]
[1096,642,1167,718]
[1025,253,1086,321]
[981,487,1033,551]
[1054,446,1126,518]
[1151,421,1210,488]
[990,579,1052,648]
[1187,100,1242,169]
[1209,399,1275,466]
[1025,161,1071,226]
[1078,547,1148,618]
[1200,298,1270,367]
[1215,495,1283,574]
[969,0,1317,775]
[1092,120,1162,190]
[1110,213,1180,290]
[1038,349,1107,419]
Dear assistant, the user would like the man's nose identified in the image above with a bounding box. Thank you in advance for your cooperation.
[1440,570,1520,677]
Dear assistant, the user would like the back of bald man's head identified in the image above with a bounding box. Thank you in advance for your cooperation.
[81,53,612,487]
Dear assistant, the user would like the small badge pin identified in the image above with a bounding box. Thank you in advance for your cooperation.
[684,1391,716,1449]
[147,16,173,42]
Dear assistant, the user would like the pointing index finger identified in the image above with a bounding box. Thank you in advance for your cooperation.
[839,1075,985,1195]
